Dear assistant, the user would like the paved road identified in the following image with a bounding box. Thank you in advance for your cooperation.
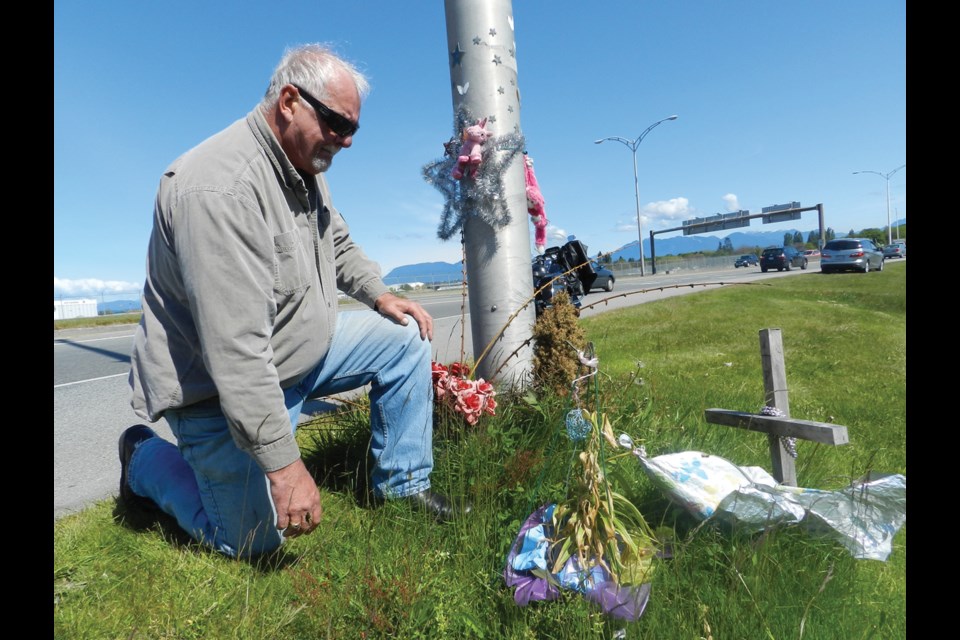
[53,263,815,520]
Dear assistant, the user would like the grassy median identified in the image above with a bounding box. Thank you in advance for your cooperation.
[54,262,906,639]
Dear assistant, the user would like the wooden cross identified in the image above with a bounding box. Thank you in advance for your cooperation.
[704,328,849,486]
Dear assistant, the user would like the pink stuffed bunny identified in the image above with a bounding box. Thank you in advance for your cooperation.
[452,118,491,180]
[524,153,548,253]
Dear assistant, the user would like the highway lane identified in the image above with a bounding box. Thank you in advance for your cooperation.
[54,328,135,387]
[54,264,811,519]
[53,294,481,520]
[54,265,782,385]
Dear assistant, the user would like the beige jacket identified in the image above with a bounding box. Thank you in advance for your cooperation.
[130,107,388,472]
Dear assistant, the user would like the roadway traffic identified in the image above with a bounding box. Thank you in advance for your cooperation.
[54,262,813,519]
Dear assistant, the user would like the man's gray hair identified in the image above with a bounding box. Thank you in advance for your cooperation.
[261,43,370,109]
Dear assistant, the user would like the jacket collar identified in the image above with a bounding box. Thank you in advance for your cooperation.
[247,107,312,209]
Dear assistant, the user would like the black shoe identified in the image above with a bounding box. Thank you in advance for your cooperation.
[118,425,161,513]
[404,489,472,522]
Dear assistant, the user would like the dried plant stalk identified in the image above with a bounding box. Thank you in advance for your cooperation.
[549,410,659,587]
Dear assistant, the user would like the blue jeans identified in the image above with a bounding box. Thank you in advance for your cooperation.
[126,310,434,558]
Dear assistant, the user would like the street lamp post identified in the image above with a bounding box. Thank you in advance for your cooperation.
[596,115,678,276]
[853,164,905,245]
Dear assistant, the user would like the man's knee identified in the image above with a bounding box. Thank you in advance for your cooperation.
[208,519,283,560]
[397,318,431,357]
[375,315,430,365]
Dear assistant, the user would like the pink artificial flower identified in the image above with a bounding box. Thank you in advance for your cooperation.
[457,391,482,415]
[431,361,497,425]
[448,362,471,378]
[449,377,473,395]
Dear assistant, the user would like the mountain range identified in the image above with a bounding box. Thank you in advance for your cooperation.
[92,221,904,301]
[98,299,142,314]
[383,227,832,284]
[607,227,824,262]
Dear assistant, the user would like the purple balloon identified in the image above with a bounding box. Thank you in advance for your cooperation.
[503,504,560,605]
[503,504,654,621]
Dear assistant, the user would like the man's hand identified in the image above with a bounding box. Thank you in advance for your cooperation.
[266,458,322,538]
[374,292,434,341]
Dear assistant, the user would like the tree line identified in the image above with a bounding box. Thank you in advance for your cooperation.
[597,223,906,263]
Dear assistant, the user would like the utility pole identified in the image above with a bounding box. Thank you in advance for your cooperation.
[444,0,533,387]
[853,164,905,246]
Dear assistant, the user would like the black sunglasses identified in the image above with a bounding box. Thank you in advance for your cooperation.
[291,83,359,138]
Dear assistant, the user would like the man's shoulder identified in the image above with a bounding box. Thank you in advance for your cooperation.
[169,116,258,175]
[157,108,292,216]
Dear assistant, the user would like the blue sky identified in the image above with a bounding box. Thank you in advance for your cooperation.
[54,1,905,298]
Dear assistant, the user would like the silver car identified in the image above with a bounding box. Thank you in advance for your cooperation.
[882,242,906,259]
[821,238,885,273]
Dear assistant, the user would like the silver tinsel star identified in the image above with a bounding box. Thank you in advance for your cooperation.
[422,106,525,241]
[442,137,460,158]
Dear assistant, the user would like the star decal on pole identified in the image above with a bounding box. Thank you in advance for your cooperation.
[450,43,465,67]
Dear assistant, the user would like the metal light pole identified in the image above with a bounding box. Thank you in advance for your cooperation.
[443,0,532,387]
[596,115,678,276]
[853,164,905,245]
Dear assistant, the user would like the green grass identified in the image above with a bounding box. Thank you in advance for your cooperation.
[54,262,906,639]
[55,313,142,331]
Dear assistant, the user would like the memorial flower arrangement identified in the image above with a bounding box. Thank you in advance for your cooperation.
[431,361,497,426]
[504,346,665,621]
[550,409,659,586]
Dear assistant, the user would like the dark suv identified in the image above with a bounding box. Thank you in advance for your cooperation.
[531,239,594,316]
[760,246,808,272]
[734,254,758,268]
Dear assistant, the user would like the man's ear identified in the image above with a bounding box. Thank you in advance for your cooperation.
[278,85,300,121]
